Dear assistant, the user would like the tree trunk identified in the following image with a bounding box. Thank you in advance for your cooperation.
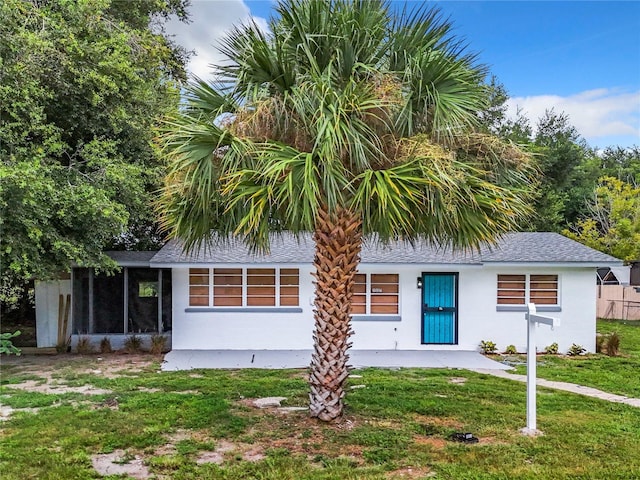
[309,207,362,421]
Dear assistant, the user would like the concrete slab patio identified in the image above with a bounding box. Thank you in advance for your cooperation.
[162,349,510,371]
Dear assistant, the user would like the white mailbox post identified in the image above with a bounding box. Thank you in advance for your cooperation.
[522,303,560,436]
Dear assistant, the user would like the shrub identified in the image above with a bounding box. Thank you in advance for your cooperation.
[567,343,586,356]
[544,342,559,355]
[504,345,517,354]
[605,332,620,357]
[124,334,143,353]
[479,340,497,354]
[595,334,605,353]
[100,337,113,354]
[150,334,167,355]
[76,336,93,354]
[0,331,21,356]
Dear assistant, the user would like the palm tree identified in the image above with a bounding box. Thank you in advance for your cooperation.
[158,0,535,422]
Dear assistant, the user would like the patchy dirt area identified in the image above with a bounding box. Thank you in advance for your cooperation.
[1,353,157,380]
[448,377,467,385]
[92,450,150,479]
[386,466,435,479]
[89,436,269,478]
[0,354,158,417]
[5,379,113,395]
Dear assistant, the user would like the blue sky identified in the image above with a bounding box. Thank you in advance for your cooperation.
[168,1,640,148]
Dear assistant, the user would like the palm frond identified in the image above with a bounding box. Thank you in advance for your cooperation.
[158,0,534,255]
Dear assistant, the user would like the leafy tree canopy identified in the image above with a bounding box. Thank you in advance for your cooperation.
[479,79,639,237]
[565,177,640,262]
[0,0,189,294]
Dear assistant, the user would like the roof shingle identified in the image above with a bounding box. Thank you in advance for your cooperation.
[149,232,621,266]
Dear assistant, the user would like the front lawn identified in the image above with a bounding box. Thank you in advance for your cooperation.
[513,319,640,398]
[1,353,639,479]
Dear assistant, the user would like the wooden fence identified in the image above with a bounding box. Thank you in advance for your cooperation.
[597,285,640,320]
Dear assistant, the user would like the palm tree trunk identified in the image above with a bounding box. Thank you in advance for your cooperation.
[309,207,362,421]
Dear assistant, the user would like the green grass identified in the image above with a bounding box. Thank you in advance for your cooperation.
[513,319,640,398]
[1,352,639,479]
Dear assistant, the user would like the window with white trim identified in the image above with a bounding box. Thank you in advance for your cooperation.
[189,268,299,307]
[497,274,559,306]
[352,273,399,315]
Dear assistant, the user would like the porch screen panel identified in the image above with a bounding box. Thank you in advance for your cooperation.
[370,274,399,314]
[247,268,276,306]
[161,269,172,332]
[189,268,210,306]
[497,275,526,305]
[128,268,159,333]
[93,273,124,333]
[72,268,90,333]
[352,274,366,314]
[279,268,299,306]
[530,275,558,305]
[213,268,242,306]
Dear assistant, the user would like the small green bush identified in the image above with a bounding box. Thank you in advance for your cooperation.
[76,336,93,354]
[567,343,586,356]
[605,332,620,357]
[100,337,113,354]
[124,334,143,353]
[595,334,605,353]
[150,334,166,355]
[504,344,517,354]
[0,331,21,356]
[544,342,559,355]
[479,340,497,354]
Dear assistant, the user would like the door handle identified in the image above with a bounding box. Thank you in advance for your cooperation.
[438,306,443,311]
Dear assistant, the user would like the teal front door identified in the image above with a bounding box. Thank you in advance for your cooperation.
[421,273,458,344]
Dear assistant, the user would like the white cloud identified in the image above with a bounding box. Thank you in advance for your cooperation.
[165,0,269,81]
[505,89,640,143]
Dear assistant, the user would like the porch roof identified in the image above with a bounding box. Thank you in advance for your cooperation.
[105,251,158,267]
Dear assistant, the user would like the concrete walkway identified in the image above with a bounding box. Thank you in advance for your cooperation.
[472,369,640,408]
[162,349,510,371]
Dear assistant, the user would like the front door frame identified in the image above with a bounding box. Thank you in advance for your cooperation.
[420,272,459,345]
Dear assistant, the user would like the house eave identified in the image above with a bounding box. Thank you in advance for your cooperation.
[482,261,624,268]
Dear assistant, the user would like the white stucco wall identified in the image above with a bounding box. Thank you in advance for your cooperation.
[35,279,72,348]
[171,264,597,353]
[171,265,316,350]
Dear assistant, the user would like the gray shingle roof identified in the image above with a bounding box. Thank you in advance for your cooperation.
[479,232,621,263]
[150,235,315,264]
[106,251,158,265]
[150,232,621,266]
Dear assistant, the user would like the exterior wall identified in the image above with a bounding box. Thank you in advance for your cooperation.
[171,265,316,350]
[597,285,640,320]
[459,266,597,353]
[35,279,72,348]
[171,264,598,353]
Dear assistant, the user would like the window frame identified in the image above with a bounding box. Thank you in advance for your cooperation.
[352,272,401,320]
[188,267,300,309]
[496,273,561,312]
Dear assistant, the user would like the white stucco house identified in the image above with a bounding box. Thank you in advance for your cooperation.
[35,232,621,361]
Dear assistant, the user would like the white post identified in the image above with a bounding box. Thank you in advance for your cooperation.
[522,303,560,437]
[525,303,537,432]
